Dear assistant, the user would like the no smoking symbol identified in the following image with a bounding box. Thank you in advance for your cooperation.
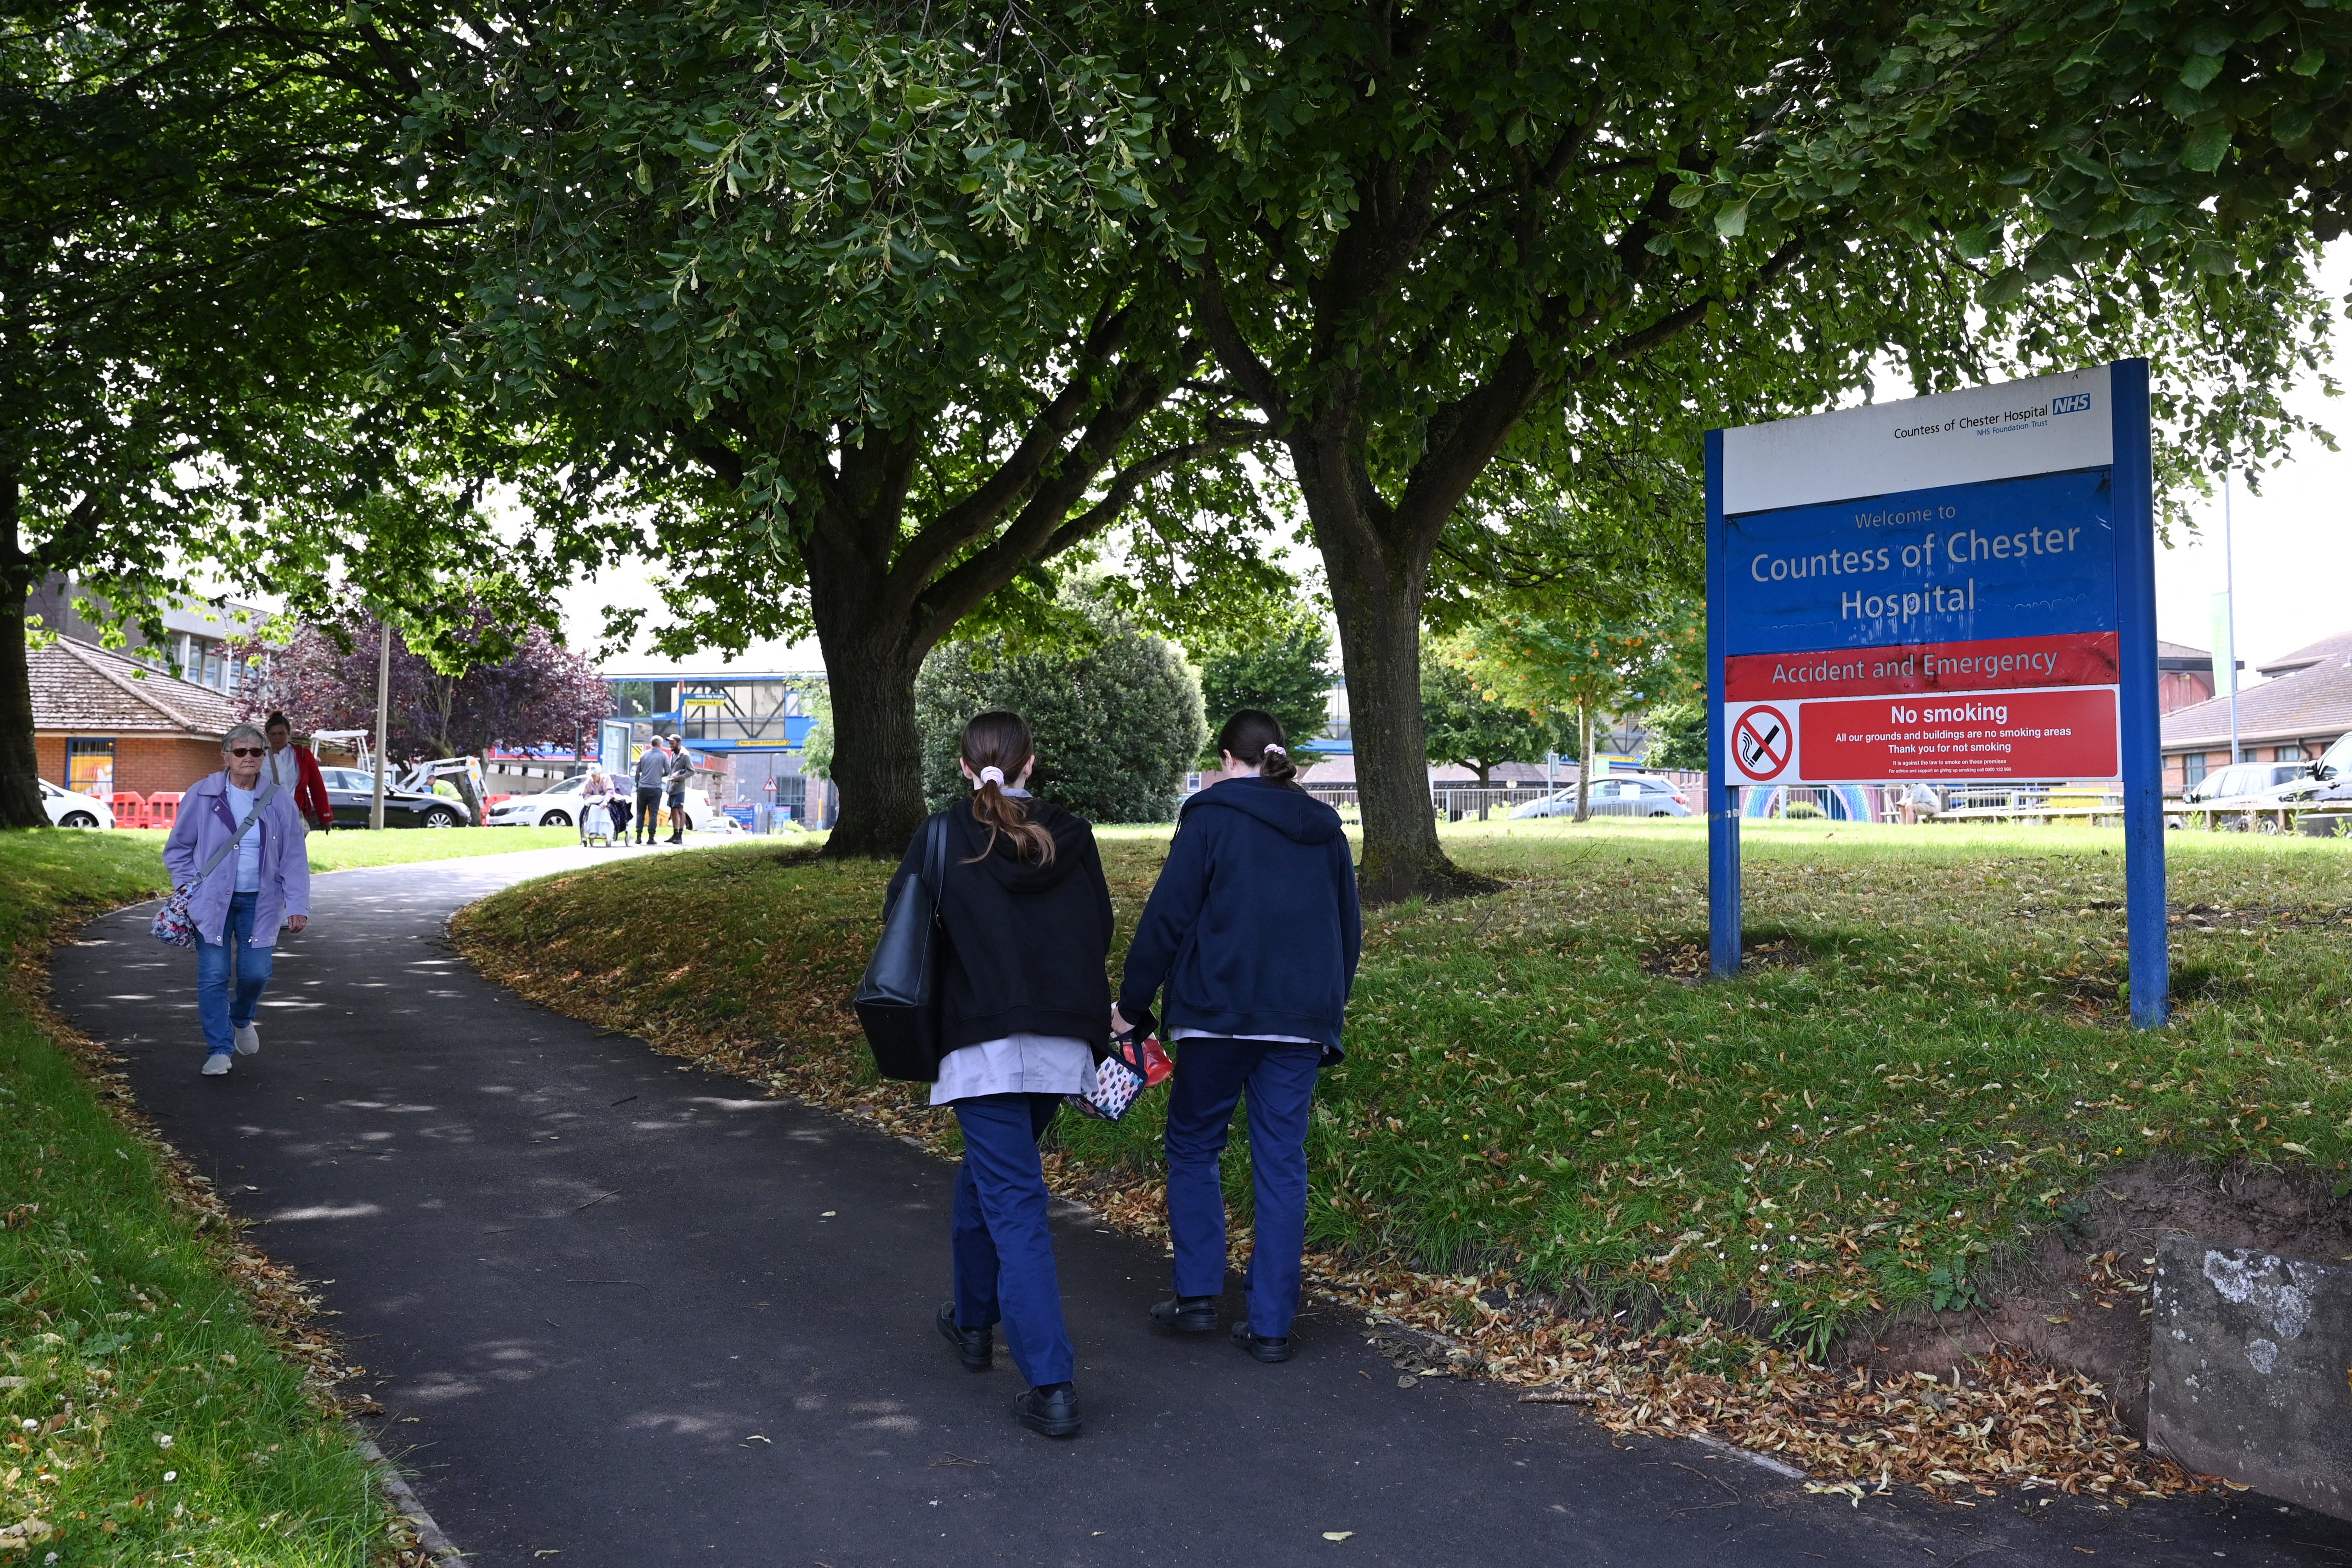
[1733,705,1792,780]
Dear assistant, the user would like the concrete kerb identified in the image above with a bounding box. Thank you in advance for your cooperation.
[358,1431,468,1564]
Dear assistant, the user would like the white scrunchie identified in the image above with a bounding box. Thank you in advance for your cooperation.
[972,765,1006,790]
[1262,743,1286,757]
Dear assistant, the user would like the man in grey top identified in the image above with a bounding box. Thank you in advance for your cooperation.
[664,734,694,843]
[632,738,670,845]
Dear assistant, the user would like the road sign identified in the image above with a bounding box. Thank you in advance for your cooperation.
[1706,361,2166,1025]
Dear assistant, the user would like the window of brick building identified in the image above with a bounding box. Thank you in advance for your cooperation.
[67,738,115,795]
[2182,753,2208,788]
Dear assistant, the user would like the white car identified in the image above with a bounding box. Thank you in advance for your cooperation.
[40,779,116,829]
[1509,775,1693,818]
[488,774,725,834]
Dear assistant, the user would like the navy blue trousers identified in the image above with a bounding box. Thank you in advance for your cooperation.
[950,1093,1075,1388]
[1163,1038,1322,1338]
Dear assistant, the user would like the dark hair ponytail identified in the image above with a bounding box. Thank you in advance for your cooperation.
[1216,708,1305,791]
[960,710,1056,864]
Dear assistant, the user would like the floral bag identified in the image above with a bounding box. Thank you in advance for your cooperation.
[152,783,278,948]
[1068,1027,1173,1122]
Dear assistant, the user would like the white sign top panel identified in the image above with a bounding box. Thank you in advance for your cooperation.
[1721,364,2113,516]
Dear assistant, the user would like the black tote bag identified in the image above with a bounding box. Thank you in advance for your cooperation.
[853,811,952,1081]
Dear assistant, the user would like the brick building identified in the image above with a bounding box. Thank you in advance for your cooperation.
[25,574,268,697]
[31,637,244,801]
[2155,639,2222,714]
[2160,630,2352,793]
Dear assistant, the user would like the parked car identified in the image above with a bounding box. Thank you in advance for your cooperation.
[1509,775,1693,819]
[39,778,115,829]
[317,767,473,828]
[486,775,723,834]
[2181,760,2309,807]
[485,772,592,828]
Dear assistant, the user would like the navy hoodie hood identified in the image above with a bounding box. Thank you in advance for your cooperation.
[1181,776,1343,843]
[1119,776,1361,1054]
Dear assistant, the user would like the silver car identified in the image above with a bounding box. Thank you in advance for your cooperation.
[1510,775,1693,819]
[2182,760,2309,806]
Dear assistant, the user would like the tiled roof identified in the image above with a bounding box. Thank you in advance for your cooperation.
[2156,639,2211,662]
[2161,650,2352,752]
[29,638,244,739]
[2255,629,2352,680]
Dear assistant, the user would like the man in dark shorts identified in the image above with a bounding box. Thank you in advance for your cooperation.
[632,738,669,845]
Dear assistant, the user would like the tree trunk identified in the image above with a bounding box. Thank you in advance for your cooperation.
[0,578,45,830]
[805,508,932,860]
[1574,701,1595,824]
[1306,458,1494,903]
[815,629,928,860]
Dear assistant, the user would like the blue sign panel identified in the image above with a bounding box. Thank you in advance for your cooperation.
[1721,469,2117,655]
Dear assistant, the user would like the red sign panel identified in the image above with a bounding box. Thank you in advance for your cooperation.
[1796,687,2119,780]
[1724,631,2118,703]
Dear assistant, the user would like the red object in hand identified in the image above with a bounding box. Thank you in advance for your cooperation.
[1141,1035,1172,1086]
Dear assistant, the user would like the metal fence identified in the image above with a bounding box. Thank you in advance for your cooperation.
[1292,775,2129,827]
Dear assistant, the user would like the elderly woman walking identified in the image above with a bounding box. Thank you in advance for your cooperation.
[163,722,312,1077]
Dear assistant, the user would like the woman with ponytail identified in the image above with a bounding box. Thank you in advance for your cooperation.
[886,710,1113,1438]
[1115,709,1361,1363]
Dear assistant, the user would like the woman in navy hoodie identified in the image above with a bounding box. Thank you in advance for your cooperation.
[1114,709,1360,1363]
[891,710,1113,1438]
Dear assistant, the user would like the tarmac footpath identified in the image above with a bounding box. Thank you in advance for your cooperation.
[49,848,2352,1567]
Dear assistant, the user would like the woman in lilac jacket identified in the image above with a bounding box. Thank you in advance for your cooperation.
[162,723,312,1077]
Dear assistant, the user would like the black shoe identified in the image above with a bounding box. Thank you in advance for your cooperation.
[1148,1295,1219,1333]
[937,1303,990,1371]
[1230,1323,1292,1363]
[1013,1381,1081,1438]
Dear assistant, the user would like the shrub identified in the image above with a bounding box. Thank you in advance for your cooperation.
[917,590,1207,824]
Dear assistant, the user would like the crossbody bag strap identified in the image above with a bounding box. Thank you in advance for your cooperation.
[187,780,281,889]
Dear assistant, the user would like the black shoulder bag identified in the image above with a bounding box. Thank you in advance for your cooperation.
[853,811,952,1082]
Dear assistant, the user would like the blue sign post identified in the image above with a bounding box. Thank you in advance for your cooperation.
[1706,361,2168,1027]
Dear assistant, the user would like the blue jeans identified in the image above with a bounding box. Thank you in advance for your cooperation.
[195,890,273,1056]
[950,1093,1075,1388]
[1164,1039,1322,1338]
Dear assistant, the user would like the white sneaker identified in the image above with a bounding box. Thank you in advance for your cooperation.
[201,1053,232,1076]
[233,1022,260,1056]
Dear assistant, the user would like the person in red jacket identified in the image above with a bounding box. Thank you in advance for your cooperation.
[263,712,334,832]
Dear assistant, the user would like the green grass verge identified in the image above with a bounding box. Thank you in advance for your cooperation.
[0,829,387,1564]
[108,821,589,873]
[456,818,2352,1354]
[304,824,585,871]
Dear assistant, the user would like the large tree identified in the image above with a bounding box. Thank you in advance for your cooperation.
[1420,647,1554,789]
[1451,608,1702,821]
[428,2,1280,857]
[1192,607,1337,760]
[237,609,612,760]
[0,1,533,826]
[1107,0,2346,899]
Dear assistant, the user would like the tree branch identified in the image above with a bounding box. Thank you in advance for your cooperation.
[1193,255,1290,426]
[885,295,1140,591]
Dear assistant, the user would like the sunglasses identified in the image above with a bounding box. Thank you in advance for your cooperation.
[227,747,266,758]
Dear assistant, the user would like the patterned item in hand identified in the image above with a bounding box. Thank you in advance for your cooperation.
[1067,1031,1170,1121]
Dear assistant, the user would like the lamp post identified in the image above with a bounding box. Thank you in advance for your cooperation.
[2224,472,2242,767]
[370,617,391,831]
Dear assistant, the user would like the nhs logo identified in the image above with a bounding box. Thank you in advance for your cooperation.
[2051,392,2093,416]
